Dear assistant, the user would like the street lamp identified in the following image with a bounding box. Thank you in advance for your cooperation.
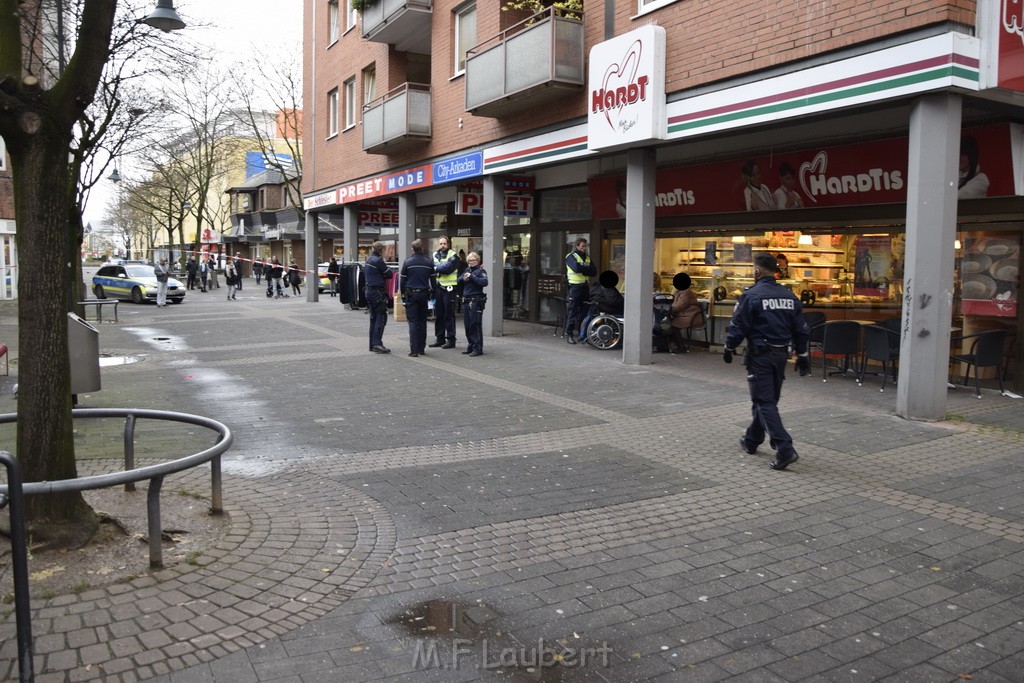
[140,0,186,33]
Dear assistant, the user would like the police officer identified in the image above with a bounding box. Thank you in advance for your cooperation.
[429,235,460,349]
[399,240,434,357]
[461,252,488,356]
[564,238,597,343]
[724,253,811,471]
[364,241,393,354]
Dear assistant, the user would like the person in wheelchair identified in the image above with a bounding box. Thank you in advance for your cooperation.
[580,271,629,349]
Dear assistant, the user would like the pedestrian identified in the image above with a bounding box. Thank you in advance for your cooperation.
[224,257,238,300]
[253,259,263,285]
[208,256,220,289]
[668,272,703,353]
[365,241,393,354]
[234,253,244,291]
[461,251,488,357]
[327,256,340,297]
[154,257,170,307]
[269,258,286,298]
[185,256,198,290]
[198,257,208,292]
[289,260,302,296]
[564,238,597,343]
[429,235,459,349]
[725,253,812,471]
[399,239,433,357]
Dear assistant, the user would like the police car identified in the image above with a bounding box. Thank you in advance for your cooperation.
[92,264,186,304]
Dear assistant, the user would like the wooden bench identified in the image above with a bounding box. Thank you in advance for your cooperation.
[78,299,119,323]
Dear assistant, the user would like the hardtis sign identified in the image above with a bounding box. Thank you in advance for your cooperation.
[587,25,666,151]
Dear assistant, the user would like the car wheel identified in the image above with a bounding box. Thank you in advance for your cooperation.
[131,286,145,304]
[94,285,106,299]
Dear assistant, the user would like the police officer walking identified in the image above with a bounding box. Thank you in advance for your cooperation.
[724,253,811,471]
[429,236,460,349]
[461,252,488,357]
[564,238,597,343]
[364,241,393,354]
[400,240,434,357]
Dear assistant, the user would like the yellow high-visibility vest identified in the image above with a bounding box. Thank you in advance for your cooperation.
[566,252,590,285]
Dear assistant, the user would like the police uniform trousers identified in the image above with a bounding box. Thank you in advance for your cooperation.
[566,283,590,338]
[434,286,457,344]
[463,297,485,353]
[405,289,429,354]
[744,349,797,457]
[365,287,389,349]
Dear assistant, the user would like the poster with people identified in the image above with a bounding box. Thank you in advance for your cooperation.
[853,236,892,296]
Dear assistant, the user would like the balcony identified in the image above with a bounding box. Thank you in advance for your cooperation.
[465,7,584,118]
[361,0,432,53]
[362,83,432,154]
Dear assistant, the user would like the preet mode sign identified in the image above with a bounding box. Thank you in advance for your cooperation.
[588,25,667,151]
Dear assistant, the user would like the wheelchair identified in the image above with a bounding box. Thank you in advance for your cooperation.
[585,311,624,350]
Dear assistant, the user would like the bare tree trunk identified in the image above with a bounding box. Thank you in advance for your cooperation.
[13,135,97,546]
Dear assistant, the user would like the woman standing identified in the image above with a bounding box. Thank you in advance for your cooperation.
[461,252,489,356]
[289,260,302,296]
[224,257,238,300]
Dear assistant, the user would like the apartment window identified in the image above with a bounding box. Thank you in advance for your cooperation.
[363,65,377,108]
[328,88,339,137]
[344,78,356,129]
[346,0,357,31]
[454,3,476,75]
[329,0,340,43]
[637,0,679,14]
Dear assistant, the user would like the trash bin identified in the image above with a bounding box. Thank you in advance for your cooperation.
[68,312,101,393]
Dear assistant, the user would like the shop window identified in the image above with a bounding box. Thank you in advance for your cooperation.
[328,0,340,44]
[539,186,591,223]
[327,88,339,137]
[454,3,476,75]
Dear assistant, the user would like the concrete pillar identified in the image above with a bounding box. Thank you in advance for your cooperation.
[482,175,504,338]
[623,148,656,365]
[896,94,961,420]
[343,204,358,263]
[398,193,415,260]
[304,210,318,302]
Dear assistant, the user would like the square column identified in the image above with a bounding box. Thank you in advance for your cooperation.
[623,148,656,365]
[896,94,961,420]
[343,204,358,263]
[482,175,504,338]
[304,210,318,302]
[398,193,415,259]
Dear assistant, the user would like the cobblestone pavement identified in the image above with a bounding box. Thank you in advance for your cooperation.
[0,288,1022,682]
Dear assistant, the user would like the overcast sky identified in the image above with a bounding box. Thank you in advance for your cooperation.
[83,0,303,226]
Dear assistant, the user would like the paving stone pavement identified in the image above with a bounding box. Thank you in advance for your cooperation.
[0,290,1022,682]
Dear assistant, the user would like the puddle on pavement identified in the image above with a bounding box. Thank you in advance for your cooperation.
[388,599,499,639]
[99,355,140,367]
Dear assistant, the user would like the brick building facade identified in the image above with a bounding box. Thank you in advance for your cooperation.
[302,0,1023,419]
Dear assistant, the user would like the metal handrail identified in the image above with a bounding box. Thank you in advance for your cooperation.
[0,408,232,568]
[466,6,583,59]
[362,81,430,113]
[0,452,33,682]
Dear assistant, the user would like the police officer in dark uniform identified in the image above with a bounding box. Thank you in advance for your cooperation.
[364,241,393,354]
[564,238,597,343]
[399,239,434,357]
[460,251,488,356]
[724,253,811,471]
[429,236,460,349]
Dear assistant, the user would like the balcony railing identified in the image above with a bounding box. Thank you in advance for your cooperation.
[362,83,432,154]
[465,7,584,118]
[361,0,432,53]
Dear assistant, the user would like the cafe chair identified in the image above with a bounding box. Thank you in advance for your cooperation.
[950,328,1007,398]
[858,324,901,391]
[549,296,567,338]
[804,311,828,356]
[817,320,861,382]
[684,300,711,348]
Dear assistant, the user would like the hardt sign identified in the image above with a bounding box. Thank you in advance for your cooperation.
[587,25,666,151]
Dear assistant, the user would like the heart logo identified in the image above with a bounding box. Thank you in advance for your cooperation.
[600,39,643,131]
[798,151,827,205]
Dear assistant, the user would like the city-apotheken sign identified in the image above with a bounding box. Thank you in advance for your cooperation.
[588,24,666,151]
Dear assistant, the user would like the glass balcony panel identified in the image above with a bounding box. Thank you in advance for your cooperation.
[362,83,431,152]
[505,21,551,92]
[407,90,432,135]
[362,0,432,53]
[362,105,384,149]
[554,18,583,81]
[382,92,407,140]
[465,45,505,111]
